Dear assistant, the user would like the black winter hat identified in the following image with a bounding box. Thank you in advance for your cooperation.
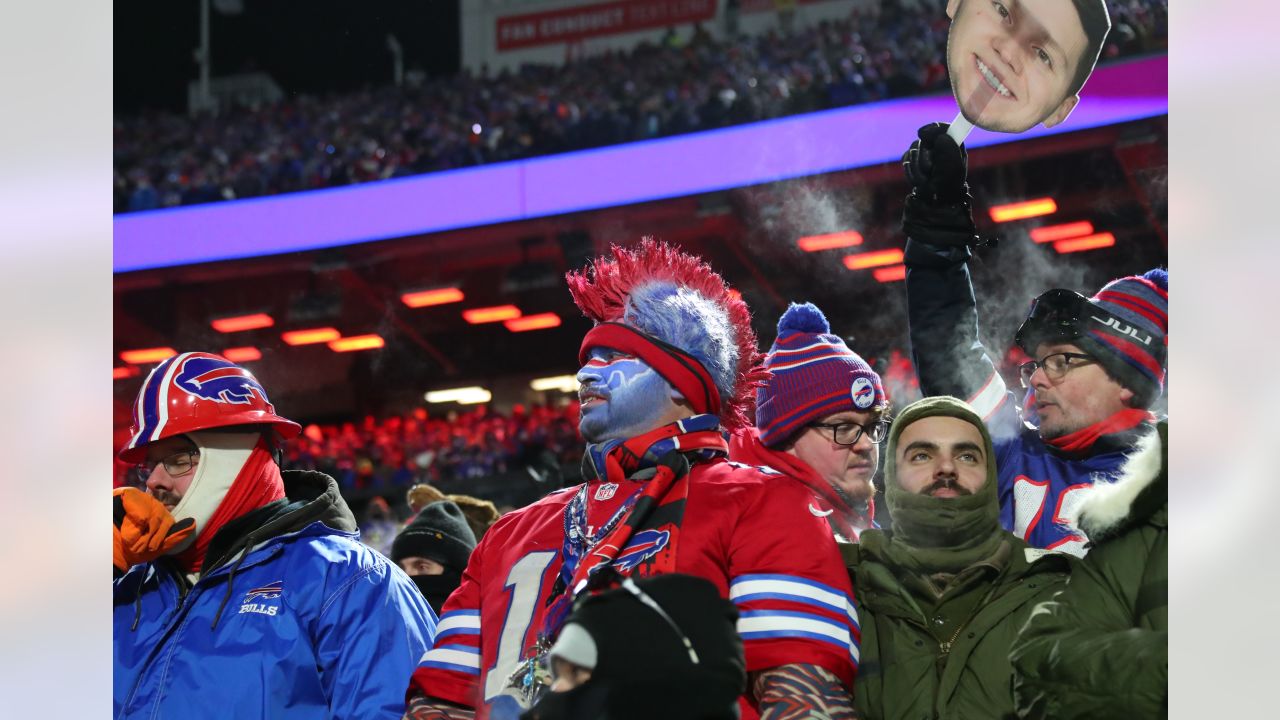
[390,500,477,571]
[532,573,745,720]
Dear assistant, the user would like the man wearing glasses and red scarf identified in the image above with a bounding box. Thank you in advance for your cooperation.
[730,301,889,542]
[405,240,860,719]
[898,123,1167,555]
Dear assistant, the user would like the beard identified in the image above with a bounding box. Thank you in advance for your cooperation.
[150,487,184,509]
[921,477,973,497]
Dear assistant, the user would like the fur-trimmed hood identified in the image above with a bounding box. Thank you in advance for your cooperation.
[1067,421,1168,545]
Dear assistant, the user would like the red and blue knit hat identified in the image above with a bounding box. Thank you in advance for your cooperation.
[755,302,887,447]
[1083,268,1168,406]
[1016,268,1168,408]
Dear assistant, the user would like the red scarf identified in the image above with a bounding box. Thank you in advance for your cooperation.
[585,422,726,580]
[1044,408,1155,455]
[175,439,286,574]
[728,428,874,540]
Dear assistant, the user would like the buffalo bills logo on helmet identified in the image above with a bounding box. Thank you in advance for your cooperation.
[609,529,671,573]
[851,376,877,410]
[175,355,273,407]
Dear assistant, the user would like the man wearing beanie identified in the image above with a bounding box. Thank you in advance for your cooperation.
[393,500,479,615]
[522,574,746,720]
[114,352,435,719]
[845,396,1071,720]
[406,240,860,720]
[898,123,1167,554]
[730,301,889,541]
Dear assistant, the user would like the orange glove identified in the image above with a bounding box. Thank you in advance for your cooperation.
[113,487,196,573]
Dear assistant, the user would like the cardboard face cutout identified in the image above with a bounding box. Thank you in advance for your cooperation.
[944,0,1109,141]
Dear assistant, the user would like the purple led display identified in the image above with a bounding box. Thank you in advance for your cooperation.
[115,56,1167,273]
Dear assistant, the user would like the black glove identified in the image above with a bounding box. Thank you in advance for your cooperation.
[902,122,969,204]
[901,123,980,248]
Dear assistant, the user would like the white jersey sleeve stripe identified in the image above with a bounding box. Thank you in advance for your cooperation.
[419,647,481,670]
[966,370,1008,421]
[729,575,858,629]
[737,613,860,663]
[435,612,481,634]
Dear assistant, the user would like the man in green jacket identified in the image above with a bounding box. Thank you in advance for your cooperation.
[1011,422,1168,719]
[845,396,1073,720]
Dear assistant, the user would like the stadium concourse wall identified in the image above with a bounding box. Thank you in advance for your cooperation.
[114,55,1167,274]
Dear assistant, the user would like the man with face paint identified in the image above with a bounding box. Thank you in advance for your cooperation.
[730,301,889,541]
[843,396,1071,720]
[113,352,436,719]
[946,0,1111,133]
[405,240,861,720]
[897,115,1168,556]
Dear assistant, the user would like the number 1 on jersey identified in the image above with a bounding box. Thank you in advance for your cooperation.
[484,551,557,701]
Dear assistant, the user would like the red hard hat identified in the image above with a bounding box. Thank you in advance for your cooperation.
[119,352,301,463]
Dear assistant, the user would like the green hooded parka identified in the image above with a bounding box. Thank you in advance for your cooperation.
[846,397,1073,720]
[1011,422,1168,719]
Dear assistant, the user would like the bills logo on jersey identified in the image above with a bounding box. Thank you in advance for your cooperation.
[592,529,671,574]
[176,355,272,406]
[850,377,876,410]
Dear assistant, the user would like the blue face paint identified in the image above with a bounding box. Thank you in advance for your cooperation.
[576,346,678,443]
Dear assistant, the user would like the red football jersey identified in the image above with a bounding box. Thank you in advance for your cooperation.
[409,457,861,719]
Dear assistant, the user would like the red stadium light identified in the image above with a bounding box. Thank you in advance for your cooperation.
[505,313,562,332]
[113,366,140,380]
[223,346,262,363]
[121,347,177,364]
[463,305,522,324]
[329,334,385,352]
[843,249,904,270]
[401,287,465,308]
[989,198,1058,223]
[211,313,275,333]
[798,231,863,252]
[282,327,341,346]
[873,265,907,283]
[1029,221,1094,244]
[1054,233,1116,254]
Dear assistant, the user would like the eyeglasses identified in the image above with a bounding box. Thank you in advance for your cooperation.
[134,449,200,480]
[808,419,889,446]
[1018,352,1096,387]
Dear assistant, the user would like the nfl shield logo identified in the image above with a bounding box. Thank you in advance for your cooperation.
[594,483,618,501]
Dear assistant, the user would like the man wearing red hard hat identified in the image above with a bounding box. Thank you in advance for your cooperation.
[113,352,436,719]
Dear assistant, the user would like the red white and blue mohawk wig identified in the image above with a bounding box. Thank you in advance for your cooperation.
[567,238,767,432]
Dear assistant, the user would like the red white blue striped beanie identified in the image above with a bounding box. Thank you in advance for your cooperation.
[755,302,887,447]
[1079,267,1168,407]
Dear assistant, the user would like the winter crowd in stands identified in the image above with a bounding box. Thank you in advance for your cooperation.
[113,2,1167,718]
[113,0,1166,213]
[282,403,584,493]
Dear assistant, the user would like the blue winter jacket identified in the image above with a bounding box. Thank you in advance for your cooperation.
[113,471,437,719]
[902,238,1154,555]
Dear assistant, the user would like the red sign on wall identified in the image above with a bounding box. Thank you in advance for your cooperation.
[496,0,718,51]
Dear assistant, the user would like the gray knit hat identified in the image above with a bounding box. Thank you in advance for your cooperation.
[390,500,477,572]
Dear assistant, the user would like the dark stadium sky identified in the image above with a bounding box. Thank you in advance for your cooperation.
[115,0,461,114]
